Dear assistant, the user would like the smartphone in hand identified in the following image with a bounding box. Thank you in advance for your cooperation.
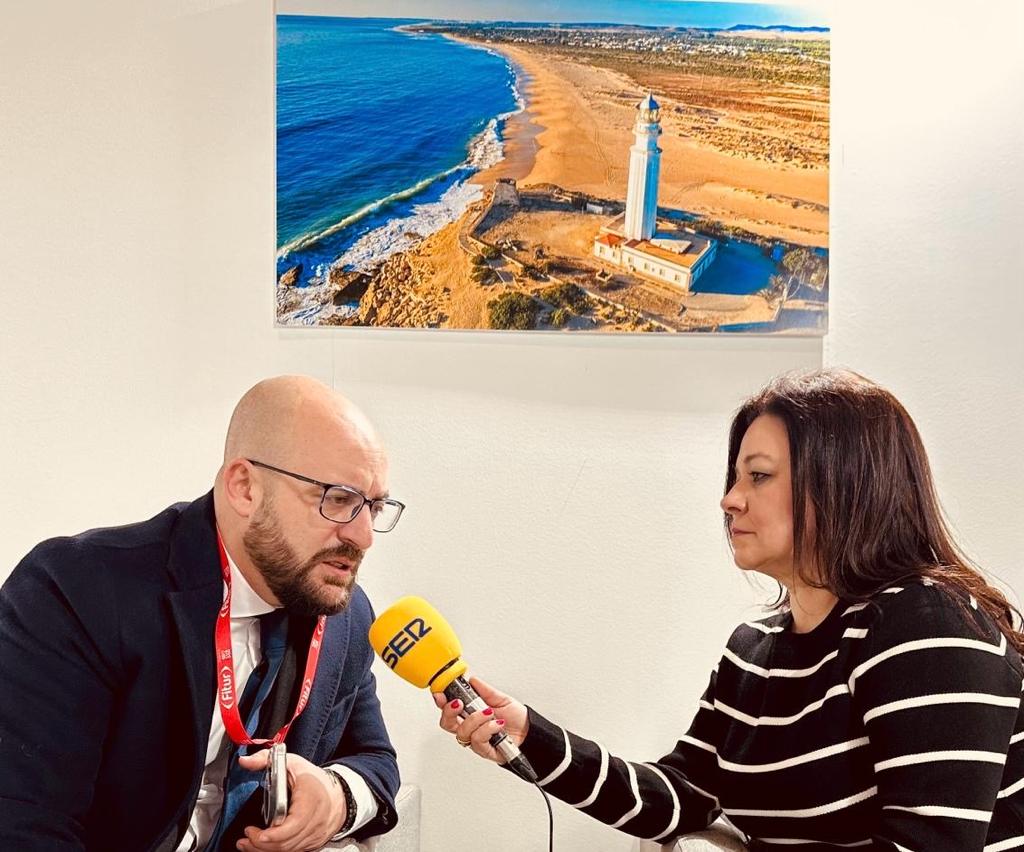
[262,743,288,827]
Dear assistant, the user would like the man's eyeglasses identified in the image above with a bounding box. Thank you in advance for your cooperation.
[248,459,405,533]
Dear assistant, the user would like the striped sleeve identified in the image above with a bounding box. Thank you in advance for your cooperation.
[850,586,1024,851]
[518,672,722,842]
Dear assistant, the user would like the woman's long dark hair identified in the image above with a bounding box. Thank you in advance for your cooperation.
[726,368,1024,653]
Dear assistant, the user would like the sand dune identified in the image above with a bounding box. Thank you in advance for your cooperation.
[472,42,828,249]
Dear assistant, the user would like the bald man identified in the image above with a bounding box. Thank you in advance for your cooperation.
[0,377,401,852]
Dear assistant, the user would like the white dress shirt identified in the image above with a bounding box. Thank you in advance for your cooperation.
[175,555,377,851]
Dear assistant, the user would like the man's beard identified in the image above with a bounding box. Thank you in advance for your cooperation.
[243,498,363,618]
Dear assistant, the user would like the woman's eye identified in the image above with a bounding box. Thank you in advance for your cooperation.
[751,472,770,483]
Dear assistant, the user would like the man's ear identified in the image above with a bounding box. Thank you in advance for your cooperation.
[221,458,260,519]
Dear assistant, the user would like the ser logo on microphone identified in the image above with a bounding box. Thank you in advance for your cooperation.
[381,618,432,669]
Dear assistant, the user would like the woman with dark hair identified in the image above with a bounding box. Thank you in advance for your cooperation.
[436,369,1024,851]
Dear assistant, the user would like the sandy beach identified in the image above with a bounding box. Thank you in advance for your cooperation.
[470,41,828,247]
[469,57,540,188]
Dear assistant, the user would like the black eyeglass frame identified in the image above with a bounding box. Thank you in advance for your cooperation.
[247,459,405,532]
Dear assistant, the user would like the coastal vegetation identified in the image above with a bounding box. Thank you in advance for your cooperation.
[538,282,592,313]
[781,247,829,290]
[471,268,497,284]
[548,307,573,328]
[535,283,593,329]
[488,291,540,330]
[469,253,499,285]
[685,216,774,247]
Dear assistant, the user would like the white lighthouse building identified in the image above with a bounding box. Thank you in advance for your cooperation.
[623,93,662,241]
[593,93,717,293]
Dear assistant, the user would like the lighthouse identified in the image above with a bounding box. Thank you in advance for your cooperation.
[593,91,717,292]
[623,93,662,241]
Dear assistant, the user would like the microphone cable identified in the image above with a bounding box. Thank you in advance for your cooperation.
[532,780,554,852]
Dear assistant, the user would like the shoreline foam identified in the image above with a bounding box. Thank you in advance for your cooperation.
[277,30,524,275]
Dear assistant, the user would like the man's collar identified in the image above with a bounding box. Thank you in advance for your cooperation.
[224,547,279,618]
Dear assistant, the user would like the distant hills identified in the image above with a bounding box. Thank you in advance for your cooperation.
[421,20,830,34]
[723,25,829,33]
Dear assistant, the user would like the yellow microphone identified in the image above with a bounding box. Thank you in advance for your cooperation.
[369,596,537,782]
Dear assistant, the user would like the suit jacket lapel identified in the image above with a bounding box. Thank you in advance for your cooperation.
[165,493,223,780]
[287,608,352,754]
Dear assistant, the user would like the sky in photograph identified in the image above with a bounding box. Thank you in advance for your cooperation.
[276,0,831,28]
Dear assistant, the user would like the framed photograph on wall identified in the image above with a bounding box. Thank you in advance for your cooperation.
[276,2,829,333]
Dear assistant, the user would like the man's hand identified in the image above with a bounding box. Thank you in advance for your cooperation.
[235,750,346,852]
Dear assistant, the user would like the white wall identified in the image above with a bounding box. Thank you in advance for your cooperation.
[825,2,1024,595]
[1,2,1021,851]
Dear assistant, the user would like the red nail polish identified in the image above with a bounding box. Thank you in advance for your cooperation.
[497,719,506,726]
[483,707,493,716]
[451,700,461,710]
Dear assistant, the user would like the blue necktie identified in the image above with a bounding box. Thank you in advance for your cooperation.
[204,609,289,852]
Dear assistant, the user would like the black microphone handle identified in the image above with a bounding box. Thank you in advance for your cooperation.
[443,675,538,782]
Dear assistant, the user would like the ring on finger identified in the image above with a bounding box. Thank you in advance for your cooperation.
[455,734,472,747]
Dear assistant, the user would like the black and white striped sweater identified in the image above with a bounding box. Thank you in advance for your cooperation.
[519,581,1024,850]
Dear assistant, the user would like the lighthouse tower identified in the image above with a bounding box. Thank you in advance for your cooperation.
[623,93,662,241]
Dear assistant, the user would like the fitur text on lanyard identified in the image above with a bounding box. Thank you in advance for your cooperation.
[214,531,327,747]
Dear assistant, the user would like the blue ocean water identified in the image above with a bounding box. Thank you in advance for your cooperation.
[276,16,520,285]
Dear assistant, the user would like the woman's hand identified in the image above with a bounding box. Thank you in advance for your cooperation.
[433,676,529,764]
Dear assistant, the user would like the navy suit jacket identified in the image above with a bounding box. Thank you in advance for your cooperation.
[0,493,400,852]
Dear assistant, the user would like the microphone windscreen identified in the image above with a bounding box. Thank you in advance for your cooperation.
[369,596,468,690]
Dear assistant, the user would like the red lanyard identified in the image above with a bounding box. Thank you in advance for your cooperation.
[215,531,326,747]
